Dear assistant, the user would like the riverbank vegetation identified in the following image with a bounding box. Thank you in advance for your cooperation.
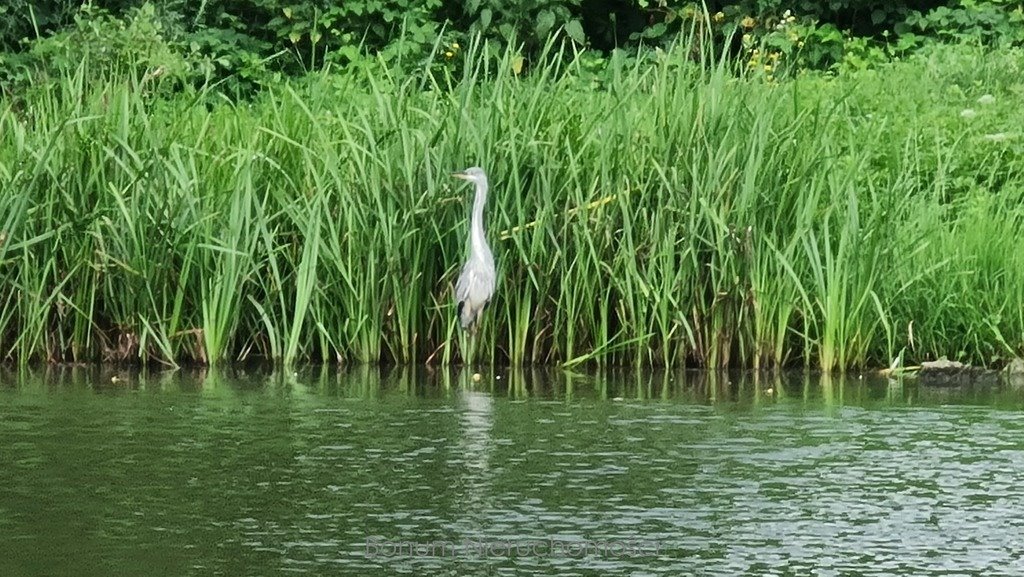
[1,2,1022,370]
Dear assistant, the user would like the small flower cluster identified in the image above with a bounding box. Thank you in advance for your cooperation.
[961,94,996,119]
[443,41,460,60]
[775,10,797,31]
[733,9,813,82]
[746,47,782,80]
[959,94,1016,142]
[775,10,804,48]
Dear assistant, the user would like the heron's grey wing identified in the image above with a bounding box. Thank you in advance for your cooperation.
[455,261,495,305]
[455,261,495,328]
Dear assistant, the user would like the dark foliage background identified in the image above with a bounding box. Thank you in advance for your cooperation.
[1,1,1020,96]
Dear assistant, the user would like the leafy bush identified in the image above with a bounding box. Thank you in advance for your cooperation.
[457,0,587,55]
[0,0,78,50]
[902,0,1024,46]
[2,3,192,99]
[721,0,946,35]
[4,0,1024,103]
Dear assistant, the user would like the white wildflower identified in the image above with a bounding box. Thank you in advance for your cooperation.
[960,108,977,119]
[982,133,1010,142]
[977,94,996,105]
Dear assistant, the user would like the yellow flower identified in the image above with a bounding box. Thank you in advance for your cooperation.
[713,11,725,23]
[764,64,773,73]
[445,51,454,58]
[452,42,460,50]
[741,16,756,29]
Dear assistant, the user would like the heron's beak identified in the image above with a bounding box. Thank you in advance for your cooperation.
[451,171,470,180]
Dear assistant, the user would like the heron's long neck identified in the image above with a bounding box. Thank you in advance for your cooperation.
[470,181,490,258]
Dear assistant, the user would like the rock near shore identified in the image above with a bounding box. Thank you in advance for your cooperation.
[918,358,998,386]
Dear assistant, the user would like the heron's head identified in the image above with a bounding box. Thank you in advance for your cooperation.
[451,167,487,184]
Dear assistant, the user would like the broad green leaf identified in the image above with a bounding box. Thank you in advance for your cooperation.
[564,19,585,44]
[536,10,556,39]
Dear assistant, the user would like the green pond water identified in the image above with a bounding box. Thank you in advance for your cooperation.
[2,366,1024,576]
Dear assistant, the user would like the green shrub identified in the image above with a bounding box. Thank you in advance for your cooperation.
[0,0,79,50]
[2,3,192,100]
[902,0,1024,46]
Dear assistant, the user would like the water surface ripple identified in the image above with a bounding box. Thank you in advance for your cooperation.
[2,369,1023,576]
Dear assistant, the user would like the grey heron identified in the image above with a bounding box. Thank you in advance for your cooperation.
[451,167,496,333]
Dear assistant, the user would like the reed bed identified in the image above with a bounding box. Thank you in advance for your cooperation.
[1,34,1022,371]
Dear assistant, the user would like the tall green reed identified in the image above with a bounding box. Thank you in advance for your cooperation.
[1,31,1021,370]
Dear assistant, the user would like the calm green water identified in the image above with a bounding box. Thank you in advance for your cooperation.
[3,367,1024,576]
